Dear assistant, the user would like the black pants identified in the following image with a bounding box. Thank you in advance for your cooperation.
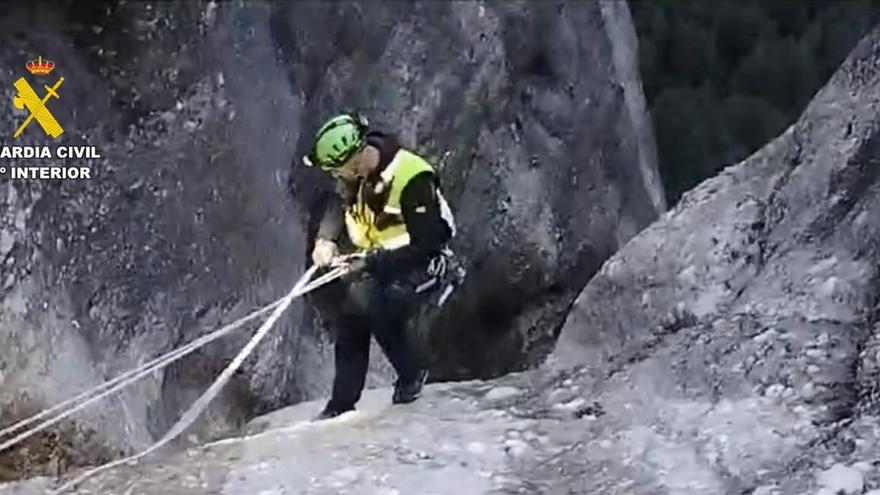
[309,270,423,410]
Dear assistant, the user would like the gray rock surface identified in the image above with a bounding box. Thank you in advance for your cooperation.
[4,23,880,495]
[0,0,323,480]
[280,0,665,379]
[547,22,880,494]
[0,0,662,481]
[0,377,561,495]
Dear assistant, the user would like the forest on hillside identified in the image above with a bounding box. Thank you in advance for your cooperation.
[631,0,880,204]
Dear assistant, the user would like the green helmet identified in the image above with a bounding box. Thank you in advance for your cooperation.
[305,112,369,170]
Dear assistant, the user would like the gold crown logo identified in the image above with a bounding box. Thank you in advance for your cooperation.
[26,56,55,76]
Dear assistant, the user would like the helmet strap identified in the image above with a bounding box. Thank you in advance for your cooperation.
[353,111,369,134]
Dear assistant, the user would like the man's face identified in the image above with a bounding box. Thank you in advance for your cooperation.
[330,150,364,182]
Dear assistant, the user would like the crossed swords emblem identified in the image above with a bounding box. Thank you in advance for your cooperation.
[12,76,65,139]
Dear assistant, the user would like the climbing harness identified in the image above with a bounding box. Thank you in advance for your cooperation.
[0,262,353,494]
[415,247,465,308]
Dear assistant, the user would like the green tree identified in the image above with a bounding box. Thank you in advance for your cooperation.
[630,1,880,205]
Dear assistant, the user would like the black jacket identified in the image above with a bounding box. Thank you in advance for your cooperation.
[315,131,452,280]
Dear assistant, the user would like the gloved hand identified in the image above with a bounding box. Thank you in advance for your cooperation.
[311,238,338,266]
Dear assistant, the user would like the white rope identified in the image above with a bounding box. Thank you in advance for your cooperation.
[49,264,349,494]
[0,298,286,448]
[0,265,347,457]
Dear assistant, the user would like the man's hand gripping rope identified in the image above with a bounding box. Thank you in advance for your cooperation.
[329,250,369,272]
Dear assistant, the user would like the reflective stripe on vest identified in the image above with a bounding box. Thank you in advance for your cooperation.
[344,149,453,250]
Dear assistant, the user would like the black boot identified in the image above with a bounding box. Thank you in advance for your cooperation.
[392,369,428,404]
[312,403,355,421]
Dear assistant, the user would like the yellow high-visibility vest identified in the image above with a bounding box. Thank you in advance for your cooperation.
[345,149,455,251]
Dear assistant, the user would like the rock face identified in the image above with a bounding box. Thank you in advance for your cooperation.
[0,0,662,481]
[2,12,879,495]
[0,0,319,481]
[0,379,553,495]
[281,0,665,379]
[6,22,874,495]
[547,23,880,494]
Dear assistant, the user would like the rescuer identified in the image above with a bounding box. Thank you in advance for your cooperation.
[301,112,459,420]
